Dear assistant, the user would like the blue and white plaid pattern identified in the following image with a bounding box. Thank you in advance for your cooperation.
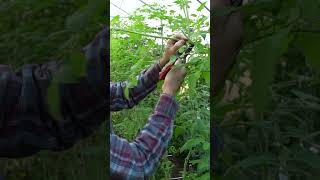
[110,62,179,179]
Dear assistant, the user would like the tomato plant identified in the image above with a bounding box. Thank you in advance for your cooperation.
[213,0,320,179]
[111,0,210,179]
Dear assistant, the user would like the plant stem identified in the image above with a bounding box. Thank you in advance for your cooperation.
[161,20,164,54]
[182,150,192,179]
[112,28,179,41]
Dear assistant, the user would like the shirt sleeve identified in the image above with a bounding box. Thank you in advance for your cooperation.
[0,27,108,158]
[110,62,162,112]
[110,93,179,179]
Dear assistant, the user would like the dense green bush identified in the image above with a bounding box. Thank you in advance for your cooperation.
[111,1,210,179]
[213,0,320,179]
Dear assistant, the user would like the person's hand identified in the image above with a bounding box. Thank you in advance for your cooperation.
[159,34,188,68]
[162,60,186,96]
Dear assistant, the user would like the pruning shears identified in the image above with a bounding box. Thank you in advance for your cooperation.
[159,43,194,80]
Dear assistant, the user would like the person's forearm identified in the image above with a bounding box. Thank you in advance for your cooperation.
[110,61,162,111]
[212,0,243,96]
[110,93,178,178]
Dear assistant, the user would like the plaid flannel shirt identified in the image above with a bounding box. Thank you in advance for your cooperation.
[0,27,108,157]
[0,26,179,179]
[110,62,179,179]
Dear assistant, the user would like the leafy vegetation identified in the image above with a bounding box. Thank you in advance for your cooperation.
[110,0,210,179]
[213,0,320,179]
[0,0,107,179]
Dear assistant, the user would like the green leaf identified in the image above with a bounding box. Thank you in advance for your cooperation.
[69,52,86,76]
[296,32,320,71]
[202,141,210,150]
[174,125,186,137]
[111,15,120,25]
[170,55,177,62]
[66,0,105,32]
[124,86,129,99]
[201,71,210,86]
[129,77,138,88]
[251,28,292,114]
[188,71,201,95]
[197,1,207,11]
[224,154,278,176]
[180,138,204,152]
[291,90,320,102]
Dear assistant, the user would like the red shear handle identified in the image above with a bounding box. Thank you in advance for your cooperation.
[159,62,175,80]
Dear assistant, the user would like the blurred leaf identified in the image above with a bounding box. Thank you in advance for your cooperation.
[66,0,105,32]
[251,27,292,114]
[225,154,278,175]
[174,125,186,137]
[180,138,204,153]
[111,15,120,25]
[201,71,210,86]
[197,1,207,12]
[296,32,320,71]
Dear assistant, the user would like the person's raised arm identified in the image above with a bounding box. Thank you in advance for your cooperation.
[212,0,244,96]
[110,60,186,179]
[212,0,244,166]
[110,34,187,111]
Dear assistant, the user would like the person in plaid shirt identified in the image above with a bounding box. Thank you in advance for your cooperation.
[0,25,188,179]
[110,35,187,179]
[0,27,109,157]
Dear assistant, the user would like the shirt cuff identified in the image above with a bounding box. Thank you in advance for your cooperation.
[155,93,179,118]
[155,61,162,72]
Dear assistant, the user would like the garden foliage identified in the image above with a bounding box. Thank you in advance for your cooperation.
[111,0,210,179]
[213,0,320,179]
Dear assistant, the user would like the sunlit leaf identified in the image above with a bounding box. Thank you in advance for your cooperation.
[197,1,207,11]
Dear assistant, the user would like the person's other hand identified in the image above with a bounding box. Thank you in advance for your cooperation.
[162,60,186,97]
[159,34,188,67]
